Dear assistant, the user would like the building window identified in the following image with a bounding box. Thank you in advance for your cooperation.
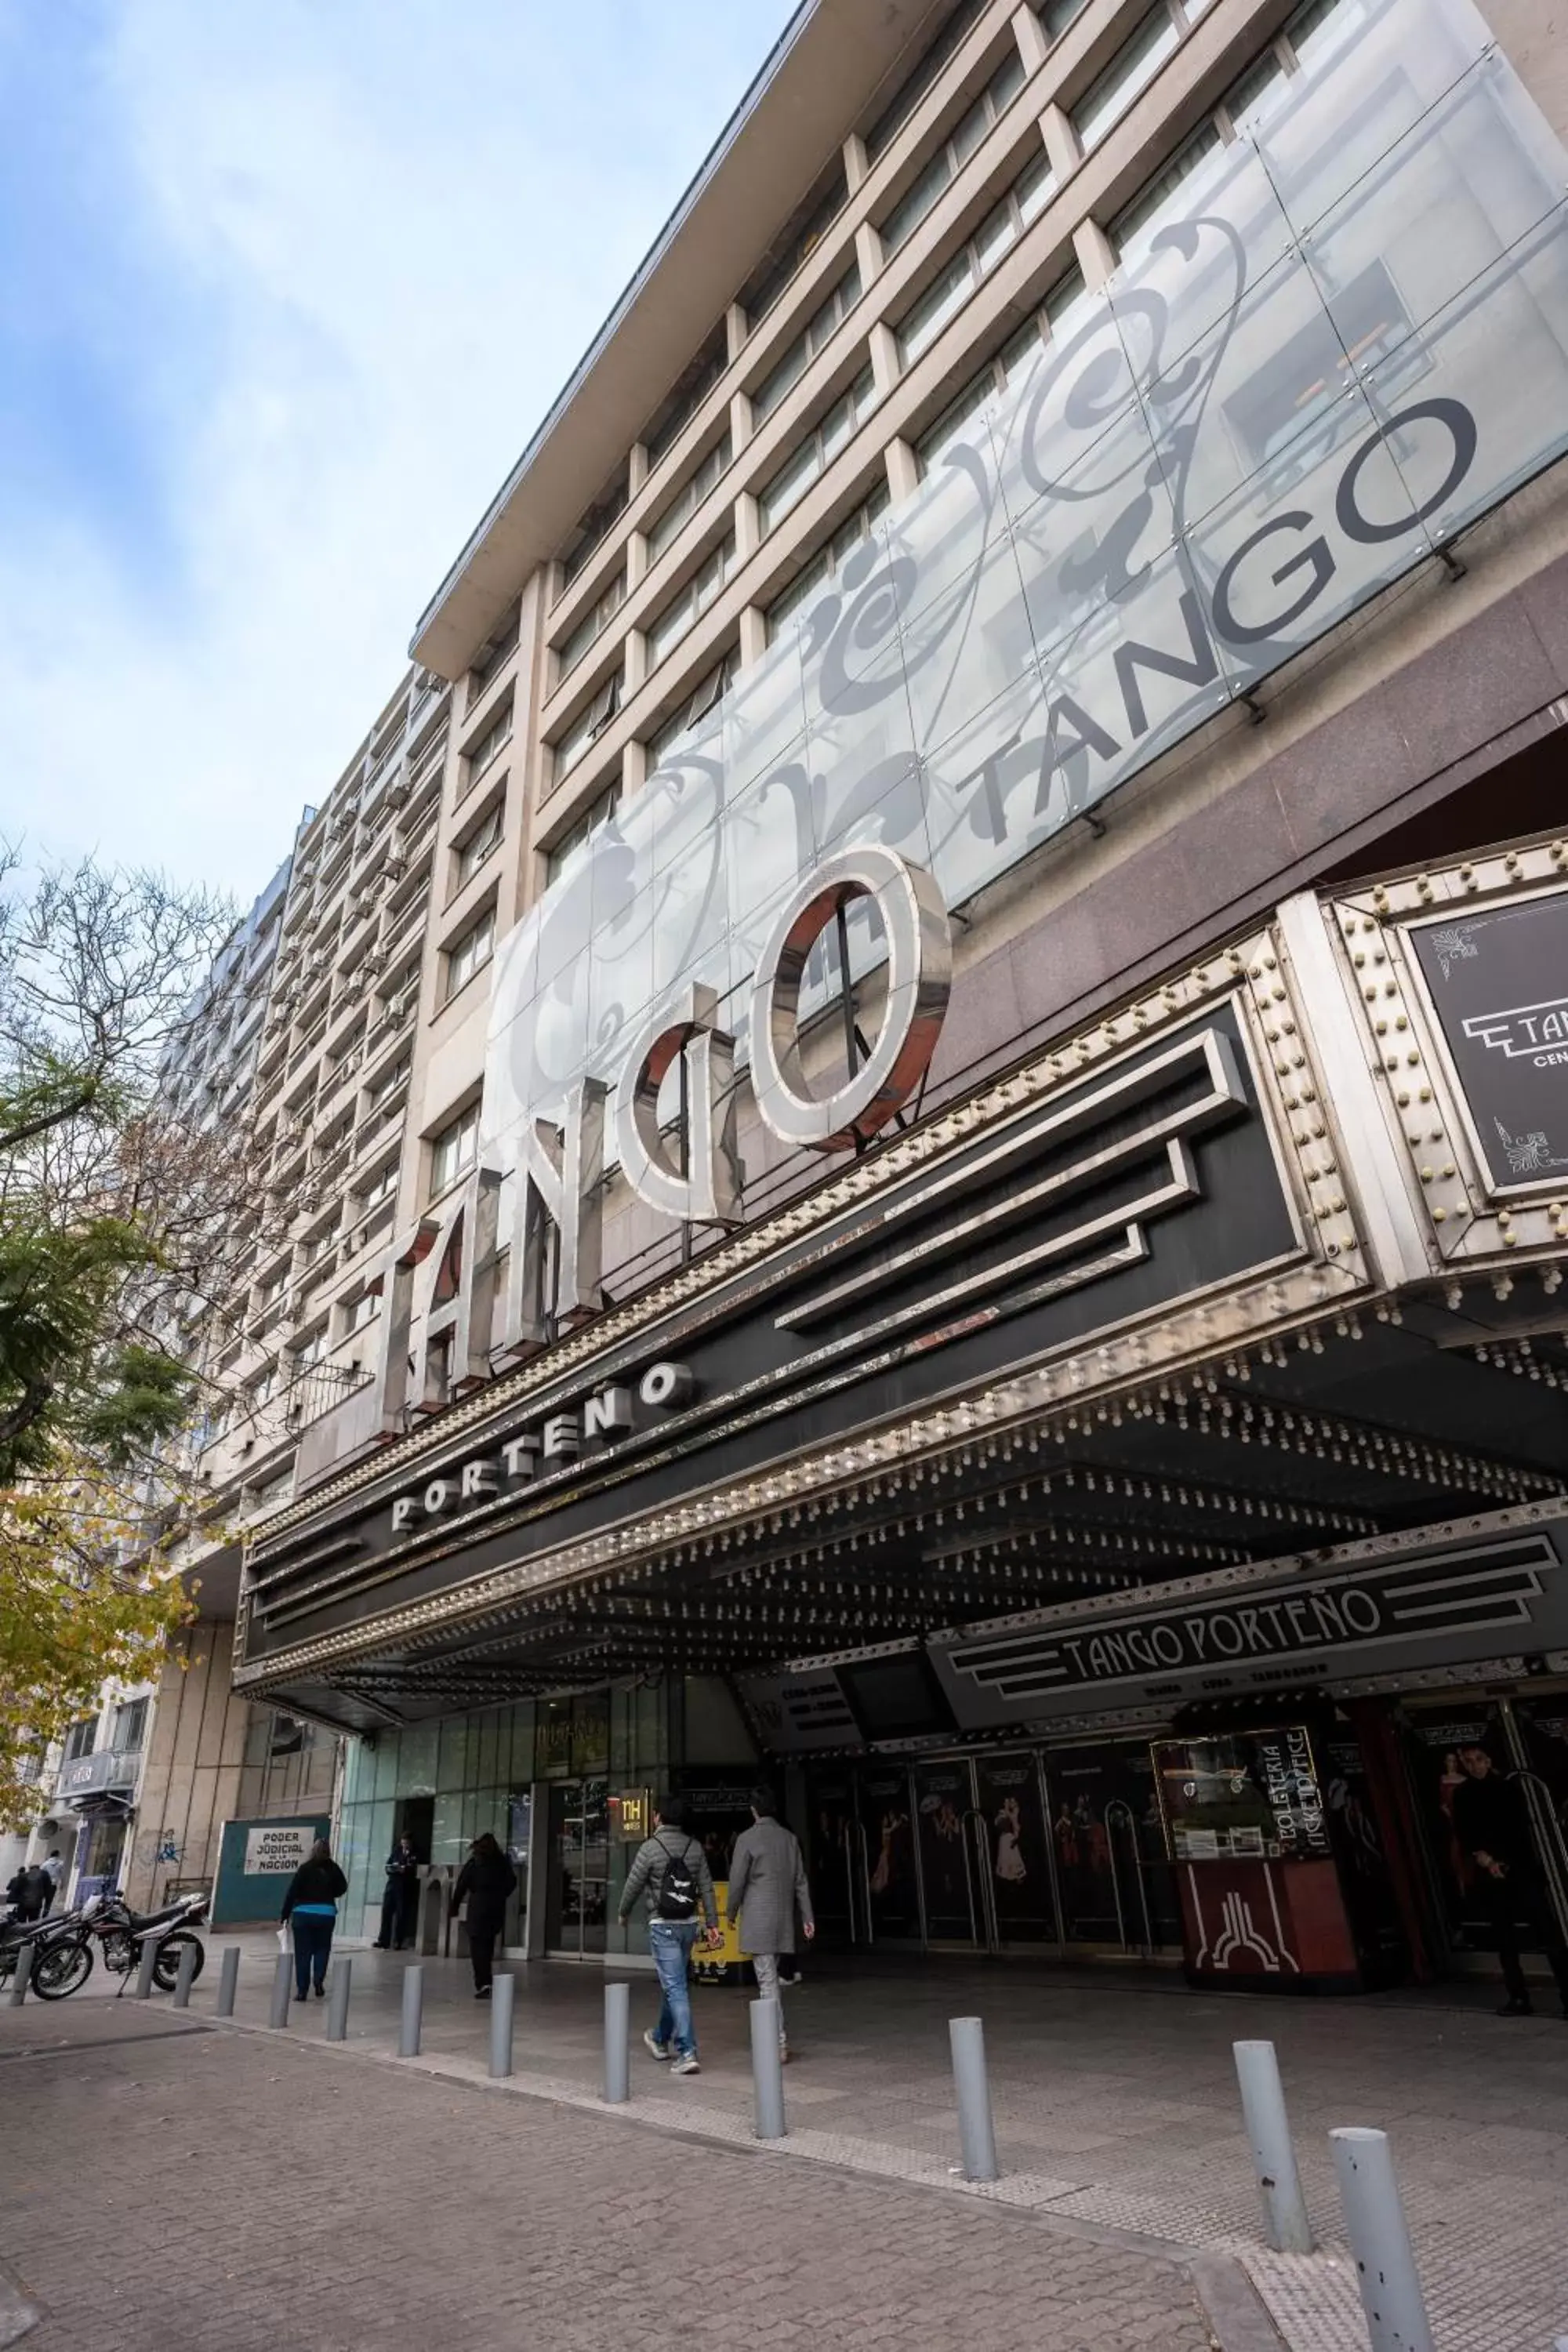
[647,535,735,669]
[344,1283,383,1335]
[292,1326,328,1373]
[865,0,986,163]
[759,370,877,538]
[63,1718,96,1763]
[552,669,622,783]
[647,435,731,565]
[461,694,513,789]
[454,799,505,891]
[554,571,626,680]
[1036,0,1089,40]
[466,603,521,704]
[358,1158,399,1211]
[766,483,891,641]
[1072,8,1180,154]
[896,149,1056,367]
[740,163,850,329]
[365,1049,412,1110]
[916,270,1087,474]
[750,268,862,424]
[544,784,620,886]
[111,1697,148,1753]
[559,466,630,593]
[647,655,734,768]
[644,326,728,473]
[444,905,496,1001]
[430,1101,481,1197]
[878,49,1027,255]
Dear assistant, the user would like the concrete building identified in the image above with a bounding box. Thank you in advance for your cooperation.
[147,0,1568,1991]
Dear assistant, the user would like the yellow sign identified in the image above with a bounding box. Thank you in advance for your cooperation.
[693,1881,748,1982]
[617,1791,648,1838]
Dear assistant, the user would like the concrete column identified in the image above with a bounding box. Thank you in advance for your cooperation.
[624,629,648,695]
[735,490,761,562]
[1012,3,1049,69]
[626,529,648,590]
[729,387,753,455]
[628,441,649,497]
[1040,101,1079,183]
[855,219,884,290]
[1073,214,1119,289]
[738,606,769,669]
[622,739,648,796]
[842,130,869,194]
[884,436,920,503]
[725,302,748,363]
[869,320,902,403]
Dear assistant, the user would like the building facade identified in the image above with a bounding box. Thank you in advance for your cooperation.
[167,0,1568,1986]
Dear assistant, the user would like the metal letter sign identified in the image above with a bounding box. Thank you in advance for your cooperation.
[369,0,1568,1409]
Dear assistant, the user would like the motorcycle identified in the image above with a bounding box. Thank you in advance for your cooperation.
[1,1906,96,2002]
[78,1889,209,1995]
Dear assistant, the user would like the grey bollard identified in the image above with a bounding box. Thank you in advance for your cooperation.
[1234,2040,1313,2253]
[488,1971,515,2079]
[325,1956,352,2042]
[1330,2127,1434,2352]
[6,1955,27,2005]
[603,1979,630,2103]
[949,2015,999,2183]
[216,1945,241,2017]
[398,1963,423,2058]
[134,1936,160,2000]
[269,1950,293,2027]
[172,1940,201,2009]
[750,1998,787,2140]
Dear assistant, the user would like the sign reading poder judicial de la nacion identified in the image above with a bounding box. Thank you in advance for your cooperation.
[377,0,1568,1410]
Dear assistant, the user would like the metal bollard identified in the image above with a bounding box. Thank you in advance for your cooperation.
[216,1945,241,2017]
[750,1998,787,2140]
[1330,2127,1434,2352]
[949,2015,1000,2183]
[325,1956,352,2043]
[134,1937,160,2000]
[6,1955,27,2005]
[488,1971,515,2079]
[172,1940,201,2009]
[268,1950,293,2027]
[602,1979,630,2103]
[398,1963,423,2058]
[1234,2040,1313,2253]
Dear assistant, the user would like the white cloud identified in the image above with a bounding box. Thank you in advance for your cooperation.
[0,1,795,903]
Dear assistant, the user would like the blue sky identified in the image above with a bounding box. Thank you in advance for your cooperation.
[0,0,798,906]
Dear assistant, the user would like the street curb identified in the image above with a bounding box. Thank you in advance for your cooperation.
[0,2265,40,2347]
[193,2009,1282,2350]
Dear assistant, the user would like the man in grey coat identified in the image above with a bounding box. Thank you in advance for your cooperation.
[724,1786,814,2060]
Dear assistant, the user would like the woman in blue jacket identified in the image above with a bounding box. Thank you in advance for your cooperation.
[281,1839,349,2000]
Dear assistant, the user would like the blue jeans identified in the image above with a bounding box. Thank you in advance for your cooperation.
[648,1921,700,2056]
[292,1912,334,1995]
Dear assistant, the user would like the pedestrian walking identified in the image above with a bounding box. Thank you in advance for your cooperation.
[8,1864,49,1923]
[618,1795,719,2075]
[280,1838,348,2001]
[374,1832,422,1950]
[39,1851,64,1915]
[724,1787,815,2061]
[452,1832,517,1998]
[1452,1744,1568,2016]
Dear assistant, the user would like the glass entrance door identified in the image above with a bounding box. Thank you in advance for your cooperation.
[972,1754,1058,1950]
[543,1777,609,1957]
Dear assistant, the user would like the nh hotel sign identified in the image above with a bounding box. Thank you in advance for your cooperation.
[375,0,1568,1439]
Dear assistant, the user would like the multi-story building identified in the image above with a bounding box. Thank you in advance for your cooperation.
[152,0,1568,1992]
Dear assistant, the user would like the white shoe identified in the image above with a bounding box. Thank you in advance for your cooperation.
[643,2028,670,2061]
[672,2053,701,2075]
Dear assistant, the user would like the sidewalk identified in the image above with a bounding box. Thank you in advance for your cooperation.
[20,1936,1568,2350]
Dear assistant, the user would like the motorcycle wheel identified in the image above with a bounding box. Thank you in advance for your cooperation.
[152,1934,204,1992]
[31,1939,93,2001]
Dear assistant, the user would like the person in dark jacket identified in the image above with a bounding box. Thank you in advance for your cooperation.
[452,1832,517,1998]
[8,1865,49,1922]
[373,1834,421,1950]
[280,1838,348,2000]
[1452,1744,1568,2016]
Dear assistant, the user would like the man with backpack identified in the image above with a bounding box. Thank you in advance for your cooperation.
[617,1795,719,2076]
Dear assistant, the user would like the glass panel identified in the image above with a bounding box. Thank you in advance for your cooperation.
[536,1697,574,1779]
[859,1766,919,1940]
[432,1790,466,1871]
[913,1761,978,1941]
[975,1756,1057,1944]
[372,1733,401,1802]
[399,1721,438,1796]
[437,1716,473,1793]
[1073,10,1179,155]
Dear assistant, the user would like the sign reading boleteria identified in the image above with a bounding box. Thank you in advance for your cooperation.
[365,0,1568,1413]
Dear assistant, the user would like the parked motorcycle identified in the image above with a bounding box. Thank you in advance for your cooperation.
[78,1889,208,1994]
[0,1906,96,2002]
